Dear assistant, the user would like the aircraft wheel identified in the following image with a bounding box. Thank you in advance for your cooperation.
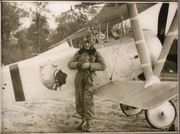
[145,101,176,129]
[120,104,143,116]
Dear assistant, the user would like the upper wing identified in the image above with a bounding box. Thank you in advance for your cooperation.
[95,81,177,109]
[67,3,157,41]
[50,3,156,48]
[87,3,156,31]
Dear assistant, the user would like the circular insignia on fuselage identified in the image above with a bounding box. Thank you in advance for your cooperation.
[39,64,67,90]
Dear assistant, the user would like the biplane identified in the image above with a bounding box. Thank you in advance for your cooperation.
[1,3,178,129]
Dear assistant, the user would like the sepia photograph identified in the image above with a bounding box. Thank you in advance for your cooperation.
[1,1,179,133]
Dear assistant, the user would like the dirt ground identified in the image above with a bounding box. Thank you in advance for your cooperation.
[2,97,178,133]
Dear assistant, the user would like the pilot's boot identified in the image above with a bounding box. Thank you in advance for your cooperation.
[77,118,86,130]
[83,119,94,132]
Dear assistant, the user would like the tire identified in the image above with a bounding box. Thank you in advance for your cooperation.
[145,101,177,129]
[120,103,143,116]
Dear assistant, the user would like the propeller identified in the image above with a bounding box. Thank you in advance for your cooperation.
[157,3,177,64]
[157,3,169,44]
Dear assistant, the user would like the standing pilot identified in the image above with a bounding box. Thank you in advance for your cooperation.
[68,33,106,132]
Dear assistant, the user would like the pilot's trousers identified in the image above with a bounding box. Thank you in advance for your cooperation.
[75,71,96,120]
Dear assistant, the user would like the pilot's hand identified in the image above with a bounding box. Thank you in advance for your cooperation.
[77,62,83,69]
[82,63,90,69]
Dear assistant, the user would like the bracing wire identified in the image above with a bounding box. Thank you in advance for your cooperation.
[110,19,139,80]
[110,19,124,80]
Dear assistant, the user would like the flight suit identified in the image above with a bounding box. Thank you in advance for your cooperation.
[68,48,106,121]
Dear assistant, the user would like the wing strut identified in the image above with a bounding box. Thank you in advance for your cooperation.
[106,20,109,43]
[127,3,160,87]
[154,10,178,77]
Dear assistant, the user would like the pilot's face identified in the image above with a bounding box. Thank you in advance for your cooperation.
[83,36,95,49]
[83,40,91,49]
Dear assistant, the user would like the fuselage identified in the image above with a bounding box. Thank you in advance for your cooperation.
[2,2,178,103]
[2,30,162,103]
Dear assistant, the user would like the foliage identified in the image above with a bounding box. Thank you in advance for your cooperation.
[50,2,101,45]
[1,2,28,46]
[51,10,89,44]
[1,2,29,65]
[26,2,50,54]
[15,29,34,59]
[1,2,99,65]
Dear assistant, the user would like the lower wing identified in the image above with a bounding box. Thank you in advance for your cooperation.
[95,80,177,109]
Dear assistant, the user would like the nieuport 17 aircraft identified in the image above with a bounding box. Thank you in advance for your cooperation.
[1,3,178,129]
